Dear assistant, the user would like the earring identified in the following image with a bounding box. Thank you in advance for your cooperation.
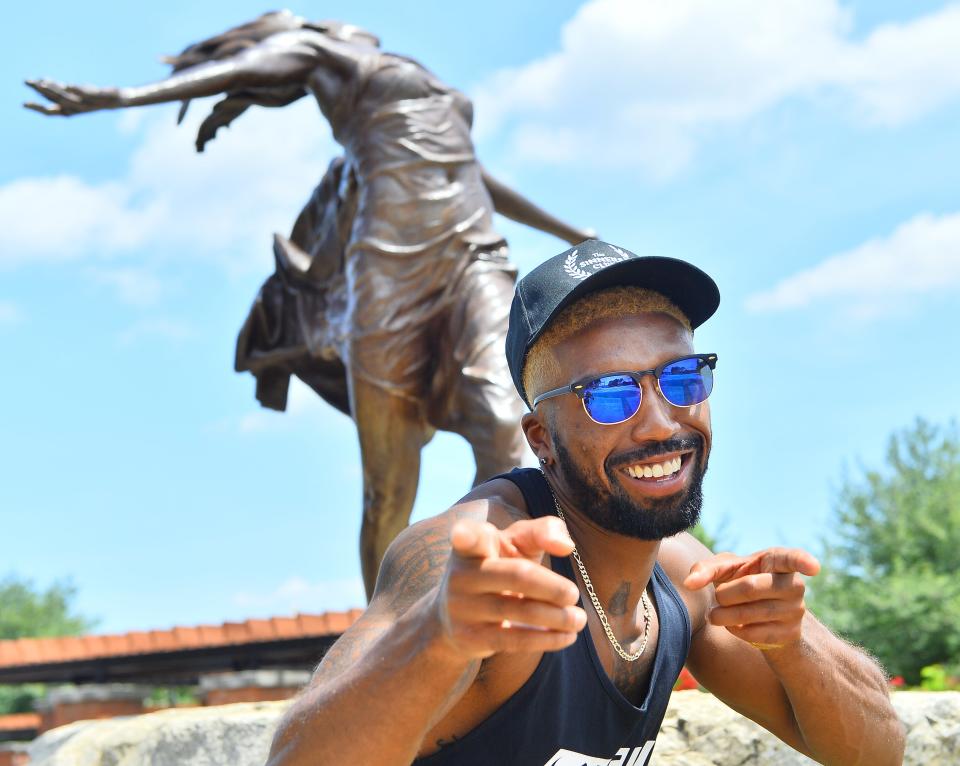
[540,456,548,466]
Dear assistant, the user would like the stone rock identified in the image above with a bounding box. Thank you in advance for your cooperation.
[658,692,818,765]
[657,691,960,765]
[28,702,288,766]
[27,691,960,765]
[894,692,960,766]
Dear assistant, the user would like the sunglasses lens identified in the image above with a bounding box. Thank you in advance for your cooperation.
[582,374,642,424]
[658,356,713,407]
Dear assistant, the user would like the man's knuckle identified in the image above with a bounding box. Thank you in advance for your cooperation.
[715,588,734,606]
[512,558,534,576]
[559,607,580,631]
[489,597,513,622]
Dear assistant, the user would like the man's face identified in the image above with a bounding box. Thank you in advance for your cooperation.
[532,312,713,540]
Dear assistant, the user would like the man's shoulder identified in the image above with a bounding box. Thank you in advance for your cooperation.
[658,531,709,573]
[450,471,533,528]
[370,473,533,611]
[656,532,714,632]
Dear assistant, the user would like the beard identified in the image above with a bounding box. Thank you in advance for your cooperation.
[552,433,707,540]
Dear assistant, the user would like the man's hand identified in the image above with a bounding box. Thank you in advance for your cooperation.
[683,548,821,650]
[435,517,587,660]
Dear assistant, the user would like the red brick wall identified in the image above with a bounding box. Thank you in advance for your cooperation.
[40,699,145,732]
[203,685,301,706]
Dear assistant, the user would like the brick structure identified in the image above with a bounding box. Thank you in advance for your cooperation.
[36,685,150,733]
[0,610,360,755]
[0,713,37,766]
[0,612,359,688]
[0,714,39,742]
[199,669,312,706]
[0,743,29,766]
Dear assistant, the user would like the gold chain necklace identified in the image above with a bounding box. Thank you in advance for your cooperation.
[546,482,652,662]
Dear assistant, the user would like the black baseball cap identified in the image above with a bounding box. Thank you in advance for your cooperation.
[506,239,720,406]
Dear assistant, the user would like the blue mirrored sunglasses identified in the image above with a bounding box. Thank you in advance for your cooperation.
[532,353,717,425]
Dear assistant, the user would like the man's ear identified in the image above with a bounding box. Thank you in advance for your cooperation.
[521,410,553,464]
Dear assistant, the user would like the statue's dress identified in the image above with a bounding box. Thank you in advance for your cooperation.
[237,51,520,440]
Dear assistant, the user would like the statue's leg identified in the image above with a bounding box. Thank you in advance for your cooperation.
[349,371,432,600]
[437,259,527,486]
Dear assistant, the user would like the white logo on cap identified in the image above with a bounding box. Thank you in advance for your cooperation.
[563,246,631,281]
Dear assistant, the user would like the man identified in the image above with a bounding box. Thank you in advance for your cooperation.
[266,241,905,765]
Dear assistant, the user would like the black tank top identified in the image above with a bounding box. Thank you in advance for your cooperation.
[415,468,691,766]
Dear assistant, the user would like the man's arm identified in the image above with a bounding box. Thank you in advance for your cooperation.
[266,496,585,766]
[672,535,904,766]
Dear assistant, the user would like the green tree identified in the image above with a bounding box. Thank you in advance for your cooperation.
[810,418,960,683]
[0,577,92,640]
[0,576,95,713]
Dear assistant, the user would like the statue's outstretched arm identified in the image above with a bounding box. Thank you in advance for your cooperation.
[24,36,321,117]
[481,168,596,246]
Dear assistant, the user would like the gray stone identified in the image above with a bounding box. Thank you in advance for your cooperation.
[37,685,152,711]
[893,692,960,766]
[27,691,960,765]
[198,669,311,692]
[29,703,287,766]
[658,692,819,765]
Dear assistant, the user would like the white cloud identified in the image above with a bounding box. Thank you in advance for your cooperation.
[232,575,365,615]
[238,377,355,435]
[90,267,165,307]
[117,317,195,346]
[841,5,960,125]
[473,0,960,175]
[745,210,960,315]
[0,301,22,325]
[0,97,337,270]
[0,176,162,262]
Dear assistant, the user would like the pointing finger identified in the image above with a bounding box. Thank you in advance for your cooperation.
[504,517,575,559]
[683,553,747,590]
[450,519,500,560]
[758,548,821,577]
[685,548,821,591]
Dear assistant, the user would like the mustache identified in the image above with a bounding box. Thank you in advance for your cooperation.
[606,434,704,469]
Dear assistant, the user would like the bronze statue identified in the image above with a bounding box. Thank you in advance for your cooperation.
[25,10,592,597]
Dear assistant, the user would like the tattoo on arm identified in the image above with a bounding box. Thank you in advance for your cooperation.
[315,619,388,676]
[378,524,451,613]
[314,524,451,677]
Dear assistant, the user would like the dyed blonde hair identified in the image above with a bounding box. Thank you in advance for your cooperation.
[521,286,692,405]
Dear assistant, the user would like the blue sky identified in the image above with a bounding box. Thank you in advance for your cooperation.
[2,0,958,634]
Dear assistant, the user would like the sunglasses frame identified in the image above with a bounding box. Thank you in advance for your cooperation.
[531,353,718,425]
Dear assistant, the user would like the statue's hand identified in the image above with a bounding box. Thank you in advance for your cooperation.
[24,79,123,116]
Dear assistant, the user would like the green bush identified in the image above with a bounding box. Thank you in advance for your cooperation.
[810,418,960,684]
[0,575,96,714]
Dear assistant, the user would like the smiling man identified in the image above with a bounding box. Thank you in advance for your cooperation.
[267,241,905,766]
